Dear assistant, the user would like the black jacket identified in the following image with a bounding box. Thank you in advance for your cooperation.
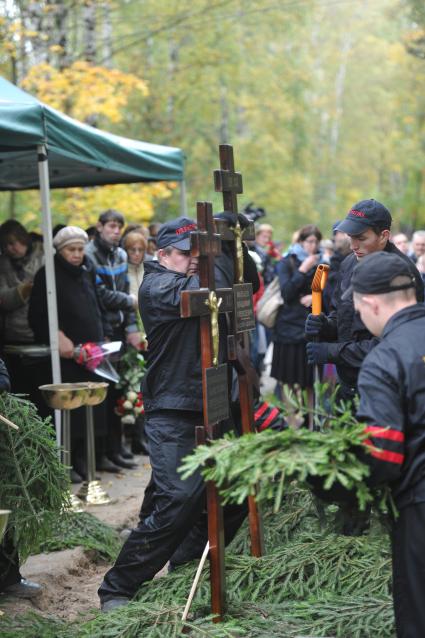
[274,254,316,344]
[140,247,259,413]
[29,254,109,345]
[322,242,424,389]
[85,235,137,335]
[357,304,425,509]
[140,262,203,412]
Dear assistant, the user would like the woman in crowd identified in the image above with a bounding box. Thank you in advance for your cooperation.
[121,227,148,454]
[271,224,322,421]
[122,228,148,302]
[0,220,45,407]
[28,226,117,481]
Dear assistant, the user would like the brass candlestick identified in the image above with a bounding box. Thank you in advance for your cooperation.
[75,382,112,505]
[39,383,90,512]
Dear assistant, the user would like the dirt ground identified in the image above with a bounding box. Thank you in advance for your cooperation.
[0,453,153,622]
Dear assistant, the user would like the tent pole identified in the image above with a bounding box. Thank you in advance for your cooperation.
[37,144,62,444]
[179,179,187,216]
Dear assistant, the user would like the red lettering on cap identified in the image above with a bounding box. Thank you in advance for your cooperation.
[176,224,197,235]
[349,209,366,218]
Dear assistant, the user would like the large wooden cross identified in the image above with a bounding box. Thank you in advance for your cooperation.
[214,143,264,558]
[180,201,234,621]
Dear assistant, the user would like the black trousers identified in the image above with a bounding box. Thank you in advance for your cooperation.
[0,534,21,592]
[98,410,246,602]
[392,502,425,638]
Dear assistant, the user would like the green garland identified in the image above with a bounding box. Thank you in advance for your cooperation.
[179,422,373,512]
[0,489,396,637]
[0,393,69,561]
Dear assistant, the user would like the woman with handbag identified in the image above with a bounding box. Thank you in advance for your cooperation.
[271,225,322,414]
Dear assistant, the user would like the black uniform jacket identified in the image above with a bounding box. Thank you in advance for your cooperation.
[357,304,425,509]
[140,247,259,414]
[322,241,424,388]
[29,254,109,344]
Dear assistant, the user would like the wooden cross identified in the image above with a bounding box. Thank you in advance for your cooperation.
[214,143,264,558]
[180,201,234,621]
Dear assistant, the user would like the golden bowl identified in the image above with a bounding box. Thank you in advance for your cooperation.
[74,382,109,406]
[39,383,90,410]
[0,509,11,542]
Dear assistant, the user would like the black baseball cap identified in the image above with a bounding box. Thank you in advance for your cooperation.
[156,217,197,250]
[335,199,392,236]
[350,251,416,296]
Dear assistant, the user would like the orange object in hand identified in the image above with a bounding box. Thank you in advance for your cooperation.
[311,264,330,315]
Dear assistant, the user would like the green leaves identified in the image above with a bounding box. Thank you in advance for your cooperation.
[179,423,372,513]
[0,393,70,561]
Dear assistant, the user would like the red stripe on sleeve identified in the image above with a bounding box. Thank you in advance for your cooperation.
[364,439,404,465]
[364,425,404,442]
[254,402,269,421]
[258,408,280,431]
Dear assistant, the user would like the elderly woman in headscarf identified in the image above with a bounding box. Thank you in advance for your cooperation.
[29,226,113,481]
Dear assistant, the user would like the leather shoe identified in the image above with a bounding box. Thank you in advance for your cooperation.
[3,578,43,599]
[96,454,122,473]
[110,454,138,469]
[101,596,130,612]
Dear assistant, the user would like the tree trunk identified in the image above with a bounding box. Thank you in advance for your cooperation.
[83,0,97,63]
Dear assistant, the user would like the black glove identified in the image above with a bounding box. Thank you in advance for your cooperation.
[214,211,250,229]
[306,342,329,365]
[305,312,328,337]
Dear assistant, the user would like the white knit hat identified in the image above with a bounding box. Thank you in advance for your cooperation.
[53,226,88,251]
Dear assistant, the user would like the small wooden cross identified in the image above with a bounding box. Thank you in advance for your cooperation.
[180,201,234,621]
[214,143,264,558]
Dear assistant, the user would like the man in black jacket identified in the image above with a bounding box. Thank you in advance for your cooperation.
[305,199,424,401]
[98,216,257,611]
[350,252,425,638]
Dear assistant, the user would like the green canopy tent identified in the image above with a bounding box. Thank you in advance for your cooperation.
[0,76,186,442]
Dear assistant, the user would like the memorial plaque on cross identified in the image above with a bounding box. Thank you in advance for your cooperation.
[180,201,234,621]
[214,143,265,558]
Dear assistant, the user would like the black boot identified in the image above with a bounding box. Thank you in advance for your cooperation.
[110,454,138,469]
[96,454,122,473]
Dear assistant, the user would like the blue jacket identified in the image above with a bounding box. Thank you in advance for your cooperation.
[85,235,137,335]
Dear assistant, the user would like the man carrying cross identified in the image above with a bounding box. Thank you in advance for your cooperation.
[98,216,258,611]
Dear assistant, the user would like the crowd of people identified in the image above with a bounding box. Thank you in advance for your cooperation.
[1,200,425,636]
[0,211,161,481]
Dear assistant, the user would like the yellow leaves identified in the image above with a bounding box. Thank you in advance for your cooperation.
[48,45,65,54]
[22,61,149,124]
[387,43,407,65]
[51,183,174,228]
